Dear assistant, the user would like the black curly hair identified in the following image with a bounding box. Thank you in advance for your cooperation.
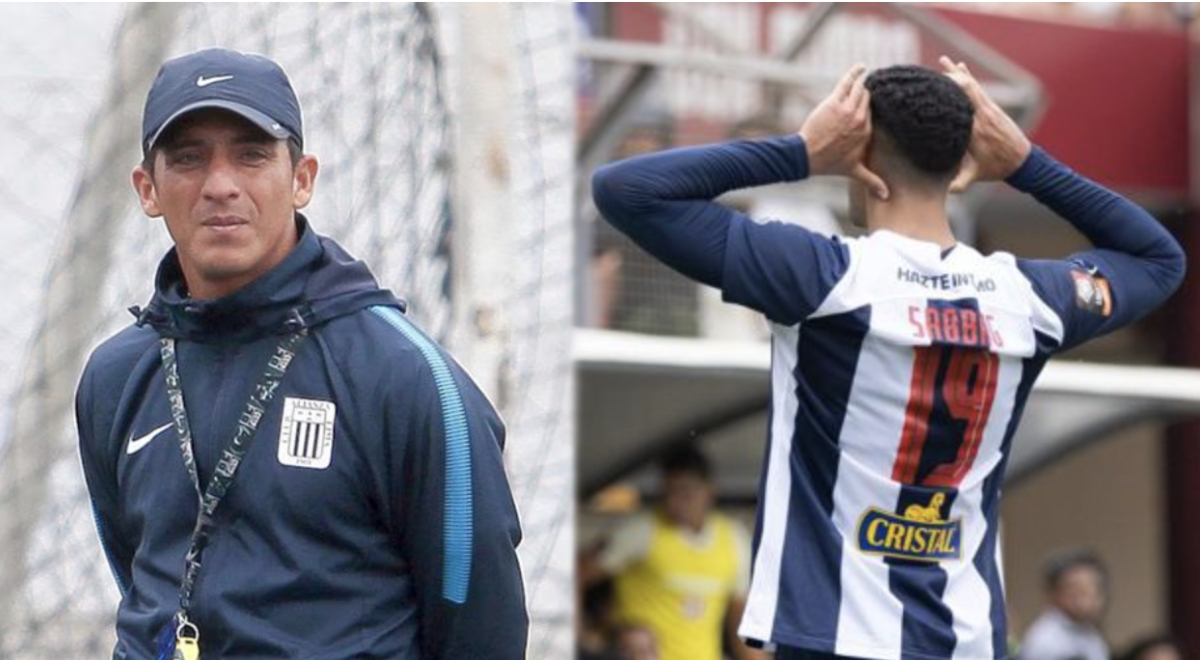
[1043,548,1108,592]
[865,65,973,182]
[659,444,711,481]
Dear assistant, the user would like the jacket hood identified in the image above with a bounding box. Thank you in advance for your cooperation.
[133,215,403,341]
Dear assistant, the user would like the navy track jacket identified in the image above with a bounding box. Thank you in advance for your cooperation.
[77,217,528,659]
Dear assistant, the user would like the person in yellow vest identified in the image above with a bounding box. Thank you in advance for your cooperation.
[586,446,765,660]
[615,623,662,660]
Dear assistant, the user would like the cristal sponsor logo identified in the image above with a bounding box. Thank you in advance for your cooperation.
[857,493,961,562]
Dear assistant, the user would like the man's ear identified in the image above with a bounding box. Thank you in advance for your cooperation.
[132,164,162,218]
[292,154,319,209]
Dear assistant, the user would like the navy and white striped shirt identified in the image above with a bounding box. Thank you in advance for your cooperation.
[594,136,1183,660]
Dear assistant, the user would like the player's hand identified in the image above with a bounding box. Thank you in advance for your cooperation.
[799,63,889,200]
[939,55,1032,192]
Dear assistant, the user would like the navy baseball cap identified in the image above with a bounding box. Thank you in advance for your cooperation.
[141,48,303,155]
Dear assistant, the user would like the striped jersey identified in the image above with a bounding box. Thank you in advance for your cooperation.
[592,135,1185,660]
[727,225,1072,660]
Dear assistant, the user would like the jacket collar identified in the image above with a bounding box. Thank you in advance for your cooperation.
[133,215,401,342]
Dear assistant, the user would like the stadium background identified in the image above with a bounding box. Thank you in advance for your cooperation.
[576,3,1200,660]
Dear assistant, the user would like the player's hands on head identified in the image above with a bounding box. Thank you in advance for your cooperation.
[799,63,889,200]
[939,55,1032,193]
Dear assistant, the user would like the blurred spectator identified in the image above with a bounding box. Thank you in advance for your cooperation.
[1118,635,1185,660]
[1120,2,1194,29]
[578,577,620,660]
[614,124,674,160]
[1021,549,1111,660]
[724,114,842,239]
[948,2,1194,30]
[700,115,843,341]
[580,445,763,660]
[591,246,624,329]
[615,624,662,660]
[728,114,786,141]
[592,122,699,336]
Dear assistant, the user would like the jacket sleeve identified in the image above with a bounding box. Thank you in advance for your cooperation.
[1010,146,1186,351]
[592,135,850,325]
[387,340,528,659]
[76,354,135,597]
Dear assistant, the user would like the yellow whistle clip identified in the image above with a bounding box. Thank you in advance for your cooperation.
[173,616,201,660]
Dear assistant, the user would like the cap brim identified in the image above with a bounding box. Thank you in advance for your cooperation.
[145,99,294,153]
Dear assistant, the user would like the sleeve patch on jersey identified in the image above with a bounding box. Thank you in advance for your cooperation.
[1070,269,1112,317]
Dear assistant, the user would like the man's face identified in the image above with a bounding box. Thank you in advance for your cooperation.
[1138,644,1182,660]
[132,109,317,299]
[616,128,669,159]
[662,471,713,530]
[616,627,660,660]
[1052,566,1106,626]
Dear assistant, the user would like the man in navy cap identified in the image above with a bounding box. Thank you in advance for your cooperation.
[77,47,528,659]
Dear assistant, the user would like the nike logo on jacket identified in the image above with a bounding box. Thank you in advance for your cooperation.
[125,423,173,455]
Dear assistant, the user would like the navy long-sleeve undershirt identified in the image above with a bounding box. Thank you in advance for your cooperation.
[591,135,1185,345]
[593,135,810,289]
[1008,145,1186,347]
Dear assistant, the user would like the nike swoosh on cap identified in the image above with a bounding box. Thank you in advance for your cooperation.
[196,74,234,87]
[126,422,174,455]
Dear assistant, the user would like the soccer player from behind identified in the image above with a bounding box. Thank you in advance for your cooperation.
[592,59,1184,660]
